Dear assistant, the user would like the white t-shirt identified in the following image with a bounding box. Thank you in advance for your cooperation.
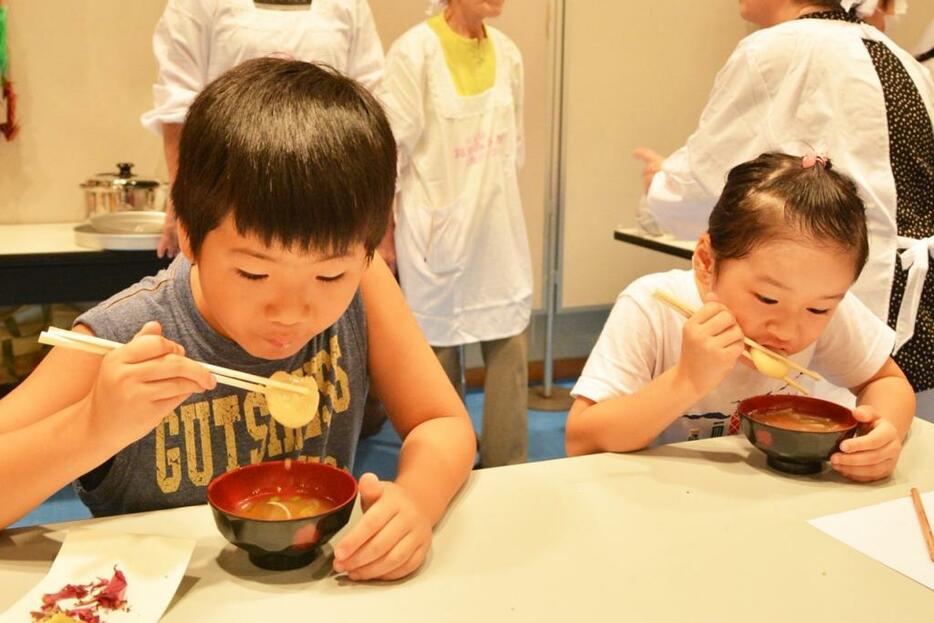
[572,270,896,447]
[141,0,387,134]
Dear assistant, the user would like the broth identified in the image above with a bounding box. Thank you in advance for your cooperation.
[237,492,336,520]
[748,407,852,433]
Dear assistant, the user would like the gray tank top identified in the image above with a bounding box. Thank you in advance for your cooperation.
[74,256,368,516]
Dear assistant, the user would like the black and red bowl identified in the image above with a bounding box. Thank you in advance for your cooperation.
[207,460,357,570]
[737,394,858,475]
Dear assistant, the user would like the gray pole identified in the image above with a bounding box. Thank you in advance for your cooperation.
[529,0,572,411]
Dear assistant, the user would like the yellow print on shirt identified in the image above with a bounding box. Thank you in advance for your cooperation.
[155,335,350,494]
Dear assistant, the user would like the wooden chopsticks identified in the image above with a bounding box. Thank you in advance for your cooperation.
[652,290,819,395]
[910,488,934,563]
[38,326,311,397]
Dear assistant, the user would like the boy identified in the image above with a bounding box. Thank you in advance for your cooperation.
[0,58,476,582]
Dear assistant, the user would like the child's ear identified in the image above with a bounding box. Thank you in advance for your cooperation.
[693,233,716,288]
[176,221,196,264]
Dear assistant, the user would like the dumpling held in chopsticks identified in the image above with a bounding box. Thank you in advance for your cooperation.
[265,371,320,429]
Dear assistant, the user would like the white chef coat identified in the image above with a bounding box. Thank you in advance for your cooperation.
[385,22,532,346]
[141,0,386,133]
[646,17,934,338]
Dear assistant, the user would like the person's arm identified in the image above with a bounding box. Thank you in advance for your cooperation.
[0,322,215,529]
[379,38,427,277]
[830,357,914,482]
[643,41,775,240]
[158,123,183,258]
[566,293,745,455]
[509,42,526,169]
[346,0,388,97]
[332,254,475,581]
[141,0,211,257]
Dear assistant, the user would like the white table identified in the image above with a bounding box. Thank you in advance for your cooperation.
[0,223,168,304]
[2,423,933,622]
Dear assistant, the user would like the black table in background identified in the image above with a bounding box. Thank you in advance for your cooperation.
[0,250,169,305]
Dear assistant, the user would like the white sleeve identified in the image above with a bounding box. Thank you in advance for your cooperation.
[384,38,426,179]
[810,292,896,389]
[571,293,658,403]
[346,0,386,96]
[511,45,526,169]
[140,0,213,135]
[647,41,774,240]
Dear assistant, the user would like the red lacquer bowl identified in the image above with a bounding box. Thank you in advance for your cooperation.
[737,394,858,475]
[207,460,357,570]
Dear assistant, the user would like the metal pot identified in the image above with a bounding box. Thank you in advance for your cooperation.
[80,162,166,218]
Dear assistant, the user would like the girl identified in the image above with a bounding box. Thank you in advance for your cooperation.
[567,153,914,483]
[384,0,532,467]
[634,0,934,409]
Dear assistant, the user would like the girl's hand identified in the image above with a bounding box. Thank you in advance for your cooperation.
[675,293,745,397]
[830,406,902,482]
[333,473,432,581]
[633,148,664,194]
[90,321,216,444]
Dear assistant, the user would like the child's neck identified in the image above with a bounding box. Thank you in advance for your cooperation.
[444,5,486,40]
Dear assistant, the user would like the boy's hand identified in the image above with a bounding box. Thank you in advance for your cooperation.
[830,406,901,482]
[332,473,432,581]
[675,293,745,397]
[90,321,216,443]
[633,148,664,194]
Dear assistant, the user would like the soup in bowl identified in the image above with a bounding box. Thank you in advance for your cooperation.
[737,394,858,475]
[207,459,357,570]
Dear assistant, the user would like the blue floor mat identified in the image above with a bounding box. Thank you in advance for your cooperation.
[353,381,572,480]
[11,382,573,528]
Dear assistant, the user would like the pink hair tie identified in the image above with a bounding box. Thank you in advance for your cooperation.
[802,153,828,169]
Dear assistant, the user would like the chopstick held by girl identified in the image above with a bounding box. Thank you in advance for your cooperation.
[566,152,914,482]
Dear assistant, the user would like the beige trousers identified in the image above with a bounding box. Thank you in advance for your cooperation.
[433,332,529,467]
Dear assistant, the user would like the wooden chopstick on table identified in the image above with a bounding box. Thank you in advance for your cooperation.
[652,290,816,395]
[910,488,934,563]
[38,327,311,396]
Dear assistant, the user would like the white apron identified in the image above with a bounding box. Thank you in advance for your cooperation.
[388,24,532,347]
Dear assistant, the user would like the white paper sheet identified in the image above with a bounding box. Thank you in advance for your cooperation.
[1,529,196,622]
[808,491,934,590]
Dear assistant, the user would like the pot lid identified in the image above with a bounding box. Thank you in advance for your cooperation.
[80,162,162,190]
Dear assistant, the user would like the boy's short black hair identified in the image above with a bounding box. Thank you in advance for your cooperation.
[172,57,397,258]
[708,152,870,278]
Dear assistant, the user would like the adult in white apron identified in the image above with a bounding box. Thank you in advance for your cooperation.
[386,0,532,467]
[635,0,934,417]
[142,0,388,258]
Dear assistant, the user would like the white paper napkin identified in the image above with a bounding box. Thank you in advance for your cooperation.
[808,491,934,590]
[1,529,196,622]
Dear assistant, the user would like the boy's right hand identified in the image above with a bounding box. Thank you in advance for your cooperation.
[675,293,745,397]
[89,321,216,443]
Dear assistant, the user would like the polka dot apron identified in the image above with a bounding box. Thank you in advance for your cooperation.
[802,10,934,392]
